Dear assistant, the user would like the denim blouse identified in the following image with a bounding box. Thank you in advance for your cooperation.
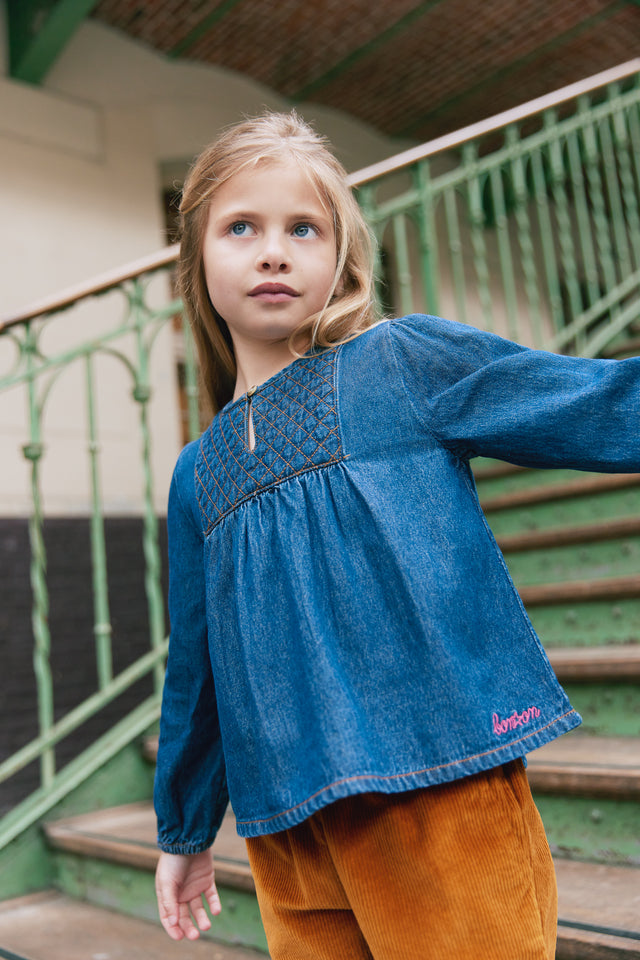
[155,314,640,851]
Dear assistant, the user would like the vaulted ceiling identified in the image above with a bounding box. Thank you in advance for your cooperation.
[8,0,640,143]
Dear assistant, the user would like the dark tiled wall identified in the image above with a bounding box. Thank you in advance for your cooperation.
[0,516,168,816]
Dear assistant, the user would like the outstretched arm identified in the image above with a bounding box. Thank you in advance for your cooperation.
[155,849,221,941]
[389,315,640,472]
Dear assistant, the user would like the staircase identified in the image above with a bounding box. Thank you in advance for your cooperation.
[0,461,638,959]
[478,459,640,958]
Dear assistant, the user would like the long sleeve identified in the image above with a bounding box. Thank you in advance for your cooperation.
[154,441,228,853]
[388,314,640,471]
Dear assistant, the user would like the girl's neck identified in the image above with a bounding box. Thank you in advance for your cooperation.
[232,339,305,401]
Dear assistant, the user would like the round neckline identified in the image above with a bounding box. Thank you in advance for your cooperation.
[221,346,333,415]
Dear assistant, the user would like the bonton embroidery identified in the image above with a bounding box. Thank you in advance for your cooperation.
[492,706,541,736]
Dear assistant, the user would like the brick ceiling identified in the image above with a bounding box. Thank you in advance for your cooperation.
[91,0,640,142]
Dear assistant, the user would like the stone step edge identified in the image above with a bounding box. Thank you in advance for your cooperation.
[481,473,640,513]
[548,644,640,681]
[44,816,255,894]
[527,761,640,800]
[519,574,640,607]
[498,516,640,553]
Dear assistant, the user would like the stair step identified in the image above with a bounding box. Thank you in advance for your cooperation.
[0,891,265,959]
[498,517,640,553]
[554,860,640,959]
[481,473,640,513]
[43,803,640,959]
[528,734,640,799]
[547,645,640,681]
[45,802,254,892]
[519,575,640,607]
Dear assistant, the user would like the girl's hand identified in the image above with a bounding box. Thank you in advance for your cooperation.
[155,848,221,941]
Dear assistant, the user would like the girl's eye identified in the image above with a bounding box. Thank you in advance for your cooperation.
[292,223,318,239]
[229,222,254,236]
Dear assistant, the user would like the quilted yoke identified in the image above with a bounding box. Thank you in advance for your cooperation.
[195,350,346,535]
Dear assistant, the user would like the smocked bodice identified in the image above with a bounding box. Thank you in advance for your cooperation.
[195,351,345,534]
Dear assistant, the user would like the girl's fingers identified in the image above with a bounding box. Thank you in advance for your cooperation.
[207,886,222,916]
[189,895,212,933]
[156,888,183,940]
[178,900,201,940]
[158,907,185,941]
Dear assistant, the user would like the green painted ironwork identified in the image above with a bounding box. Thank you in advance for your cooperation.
[360,63,640,356]
[0,260,192,852]
[85,353,112,689]
[0,62,639,857]
[7,0,101,84]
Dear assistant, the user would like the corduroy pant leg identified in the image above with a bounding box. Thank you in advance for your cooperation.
[246,812,374,960]
[246,760,557,960]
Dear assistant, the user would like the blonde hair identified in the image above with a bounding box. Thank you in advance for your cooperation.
[178,111,378,413]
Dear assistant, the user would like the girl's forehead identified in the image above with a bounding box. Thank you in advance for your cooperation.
[207,160,332,221]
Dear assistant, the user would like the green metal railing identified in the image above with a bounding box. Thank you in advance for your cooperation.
[0,60,639,852]
[350,58,640,357]
[0,249,196,849]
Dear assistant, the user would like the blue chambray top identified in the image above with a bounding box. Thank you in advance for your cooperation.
[154,315,640,851]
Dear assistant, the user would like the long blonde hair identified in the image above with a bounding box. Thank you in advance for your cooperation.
[178,111,378,414]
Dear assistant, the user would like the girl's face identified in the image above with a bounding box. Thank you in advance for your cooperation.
[202,160,338,358]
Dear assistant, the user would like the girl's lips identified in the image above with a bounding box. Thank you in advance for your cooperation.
[249,283,300,301]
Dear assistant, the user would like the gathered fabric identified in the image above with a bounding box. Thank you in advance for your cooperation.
[245,760,557,960]
[155,315,640,851]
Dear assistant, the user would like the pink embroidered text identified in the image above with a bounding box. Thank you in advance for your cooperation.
[492,706,541,736]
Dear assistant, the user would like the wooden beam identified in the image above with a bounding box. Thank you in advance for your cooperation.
[7,0,100,85]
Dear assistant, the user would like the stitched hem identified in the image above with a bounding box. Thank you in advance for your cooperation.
[234,708,581,837]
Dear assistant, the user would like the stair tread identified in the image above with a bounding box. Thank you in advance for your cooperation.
[528,733,640,798]
[46,802,253,890]
[51,735,640,857]
[554,860,640,957]
[0,891,265,959]
[481,472,640,512]
[498,516,640,552]
[519,574,640,606]
[530,733,639,770]
[547,644,640,679]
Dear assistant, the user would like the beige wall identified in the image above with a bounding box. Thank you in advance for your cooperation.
[0,10,409,516]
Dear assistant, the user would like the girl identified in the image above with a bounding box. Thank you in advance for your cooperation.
[154,112,639,960]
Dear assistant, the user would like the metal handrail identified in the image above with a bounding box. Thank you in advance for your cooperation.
[0,244,180,332]
[347,58,640,186]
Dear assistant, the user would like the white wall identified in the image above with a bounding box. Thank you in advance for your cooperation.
[0,9,410,516]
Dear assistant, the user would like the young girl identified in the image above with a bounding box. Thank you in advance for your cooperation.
[153,111,639,960]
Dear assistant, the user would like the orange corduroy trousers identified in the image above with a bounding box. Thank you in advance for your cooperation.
[245,760,556,960]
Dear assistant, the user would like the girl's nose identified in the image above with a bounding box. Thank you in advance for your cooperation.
[256,234,290,272]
